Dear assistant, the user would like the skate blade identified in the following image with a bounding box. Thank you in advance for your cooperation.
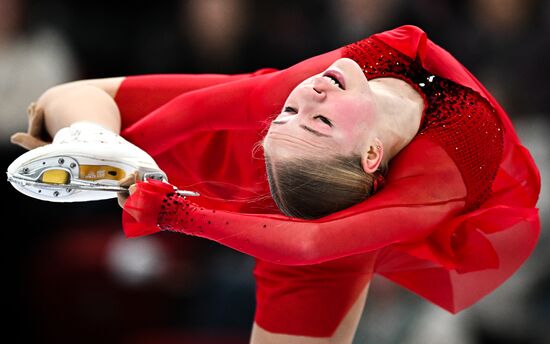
[7,155,199,199]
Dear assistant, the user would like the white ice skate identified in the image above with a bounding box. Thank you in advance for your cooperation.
[6,122,199,202]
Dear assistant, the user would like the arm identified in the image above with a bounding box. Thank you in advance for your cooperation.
[123,139,467,265]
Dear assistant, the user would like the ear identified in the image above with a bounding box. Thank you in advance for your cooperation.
[361,138,383,174]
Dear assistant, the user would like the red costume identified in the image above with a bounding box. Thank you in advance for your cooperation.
[114,26,540,337]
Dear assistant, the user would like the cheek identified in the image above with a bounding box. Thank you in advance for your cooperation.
[334,101,375,133]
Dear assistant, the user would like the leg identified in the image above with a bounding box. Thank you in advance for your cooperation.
[250,280,371,344]
[250,251,378,344]
[7,77,168,202]
[39,77,125,136]
[11,78,125,151]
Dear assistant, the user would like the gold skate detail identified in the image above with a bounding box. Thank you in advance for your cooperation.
[41,169,70,184]
[79,165,126,181]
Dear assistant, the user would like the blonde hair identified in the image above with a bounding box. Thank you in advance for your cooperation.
[264,153,387,219]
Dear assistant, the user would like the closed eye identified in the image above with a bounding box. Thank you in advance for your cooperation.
[282,107,332,126]
[283,106,297,113]
[270,121,332,137]
[278,106,333,130]
[314,115,333,127]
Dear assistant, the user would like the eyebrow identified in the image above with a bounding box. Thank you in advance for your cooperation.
[271,121,332,138]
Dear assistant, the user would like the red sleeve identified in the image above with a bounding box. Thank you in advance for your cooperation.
[122,138,467,265]
[118,49,342,157]
[114,71,276,131]
[119,25,540,314]
[122,137,540,314]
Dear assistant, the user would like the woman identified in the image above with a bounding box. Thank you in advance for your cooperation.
[9,26,540,343]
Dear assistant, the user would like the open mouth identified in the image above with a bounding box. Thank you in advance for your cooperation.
[322,70,345,90]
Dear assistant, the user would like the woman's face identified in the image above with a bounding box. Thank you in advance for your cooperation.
[263,58,379,161]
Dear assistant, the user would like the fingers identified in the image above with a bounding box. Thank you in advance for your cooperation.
[117,184,137,208]
[27,102,51,141]
[10,132,49,150]
[117,192,128,209]
[118,172,138,187]
[10,102,50,151]
[117,171,139,209]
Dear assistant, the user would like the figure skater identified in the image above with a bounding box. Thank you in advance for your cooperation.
[8,26,540,344]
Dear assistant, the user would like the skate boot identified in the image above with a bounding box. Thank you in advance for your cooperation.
[7,122,198,202]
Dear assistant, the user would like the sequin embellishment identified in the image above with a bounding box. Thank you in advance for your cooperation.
[342,38,504,210]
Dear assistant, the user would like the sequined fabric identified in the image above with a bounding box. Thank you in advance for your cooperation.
[158,191,201,233]
[342,38,504,211]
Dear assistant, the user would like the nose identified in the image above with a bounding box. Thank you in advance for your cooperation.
[307,77,328,101]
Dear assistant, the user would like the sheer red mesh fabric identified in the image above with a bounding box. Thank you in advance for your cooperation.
[343,38,504,210]
[120,25,540,334]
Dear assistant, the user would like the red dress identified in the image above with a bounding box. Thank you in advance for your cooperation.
[115,26,540,337]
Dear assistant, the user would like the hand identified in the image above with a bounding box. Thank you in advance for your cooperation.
[10,102,52,150]
[117,172,138,209]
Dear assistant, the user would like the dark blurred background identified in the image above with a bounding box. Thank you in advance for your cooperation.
[1,0,548,343]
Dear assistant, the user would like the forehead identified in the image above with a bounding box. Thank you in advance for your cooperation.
[264,129,363,162]
[263,133,327,159]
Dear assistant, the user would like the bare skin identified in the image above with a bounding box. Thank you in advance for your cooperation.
[11,63,423,342]
[10,77,124,150]
[263,58,424,174]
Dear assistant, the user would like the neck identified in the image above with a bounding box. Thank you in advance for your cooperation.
[370,78,424,161]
